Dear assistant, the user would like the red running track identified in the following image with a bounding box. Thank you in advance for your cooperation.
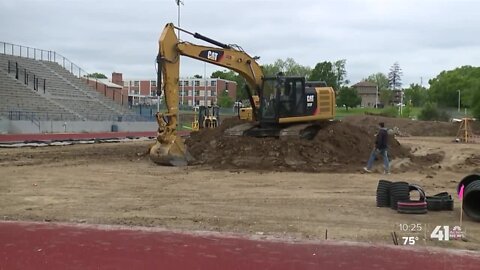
[0,221,479,270]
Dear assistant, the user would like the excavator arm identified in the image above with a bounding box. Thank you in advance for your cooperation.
[149,23,264,166]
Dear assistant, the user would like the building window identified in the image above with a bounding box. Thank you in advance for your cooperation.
[194,90,200,96]
[134,81,139,87]
[184,80,189,86]
[179,81,183,86]
[188,90,192,96]
[195,80,200,87]
[151,80,157,87]
[211,80,216,87]
[151,90,156,96]
[211,90,216,96]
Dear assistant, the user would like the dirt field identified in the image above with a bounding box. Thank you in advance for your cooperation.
[1,135,480,251]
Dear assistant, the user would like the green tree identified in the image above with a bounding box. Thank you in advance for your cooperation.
[333,59,349,87]
[337,86,361,110]
[309,61,339,90]
[193,74,202,79]
[418,102,449,121]
[86,72,107,79]
[403,83,428,107]
[217,90,234,108]
[364,73,389,92]
[211,70,237,81]
[401,105,412,118]
[388,62,403,90]
[261,58,311,77]
[261,61,282,77]
[211,70,247,100]
[428,66,480,108]
[470,84,480,119]
[379,89,393,106]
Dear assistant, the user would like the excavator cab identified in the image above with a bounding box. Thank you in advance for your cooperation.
[259,76,307,123]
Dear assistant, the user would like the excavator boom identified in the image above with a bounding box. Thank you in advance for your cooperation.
[149,23,192,166]
[149,23,264,166]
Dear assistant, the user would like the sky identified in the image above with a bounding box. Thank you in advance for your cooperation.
[1,0,479,87]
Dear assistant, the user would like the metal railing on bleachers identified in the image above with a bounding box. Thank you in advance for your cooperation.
[0,41,152,121]
[1,41,89,79]
[6,60,46,93]
[3,110,152,122]
[5,110,81,121]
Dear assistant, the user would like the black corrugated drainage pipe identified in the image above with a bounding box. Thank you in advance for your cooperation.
[458,174,480,221]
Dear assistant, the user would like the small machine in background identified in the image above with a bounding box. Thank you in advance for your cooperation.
[198,105,220,129]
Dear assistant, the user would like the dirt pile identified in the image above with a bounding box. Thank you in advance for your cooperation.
[185,117,412,173]
[343,115,465,136]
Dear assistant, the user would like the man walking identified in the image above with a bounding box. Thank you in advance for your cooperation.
[364,122,390,174]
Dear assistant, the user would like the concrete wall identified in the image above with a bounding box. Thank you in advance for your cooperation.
[0,118,8,134]
[2,120,157,134]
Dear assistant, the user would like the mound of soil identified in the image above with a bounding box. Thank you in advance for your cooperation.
[342,115,465,137]
[186,117,413,173]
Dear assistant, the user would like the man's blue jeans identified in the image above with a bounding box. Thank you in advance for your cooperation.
[366,148,389,172]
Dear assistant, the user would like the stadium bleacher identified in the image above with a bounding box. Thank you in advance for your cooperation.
[0,45,144,122]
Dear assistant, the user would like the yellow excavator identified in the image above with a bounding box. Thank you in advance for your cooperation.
[149,23,336,166]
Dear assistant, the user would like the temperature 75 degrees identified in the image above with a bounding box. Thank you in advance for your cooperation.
[402,236,419,245]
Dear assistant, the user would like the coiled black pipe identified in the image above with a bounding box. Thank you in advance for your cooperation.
[458,174,480,221]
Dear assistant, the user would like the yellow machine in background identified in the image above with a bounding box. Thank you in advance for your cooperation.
[198,105,220,129]
[191,105,220,131]
[149,23,336,166]
[191,107,200,131]
[236,96,259,121]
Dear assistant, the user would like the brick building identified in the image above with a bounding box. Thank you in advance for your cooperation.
[83,76,127,105]
[179,77,237,106]
[111,72,237,107]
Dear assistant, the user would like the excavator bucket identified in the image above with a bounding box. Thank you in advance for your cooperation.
[149,135,193,166]
[149,112,194,166]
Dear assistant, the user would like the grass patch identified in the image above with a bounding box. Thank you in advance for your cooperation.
[335,106,422,119]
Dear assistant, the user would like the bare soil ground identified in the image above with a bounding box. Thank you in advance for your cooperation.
[1,136,480,251]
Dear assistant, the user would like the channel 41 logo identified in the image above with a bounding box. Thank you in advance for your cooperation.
[430,225,464,241]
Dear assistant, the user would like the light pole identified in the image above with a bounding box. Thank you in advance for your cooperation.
[204,62,207,106]
[398,90,404,116]
[457,90,461,112]
[175,0,183,37]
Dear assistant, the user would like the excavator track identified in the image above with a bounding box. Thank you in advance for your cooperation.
[224,122,258,136]
[225,122,329,139]
[278,123,322,139]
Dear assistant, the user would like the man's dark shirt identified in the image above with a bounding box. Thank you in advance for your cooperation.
[375,128,388,150]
